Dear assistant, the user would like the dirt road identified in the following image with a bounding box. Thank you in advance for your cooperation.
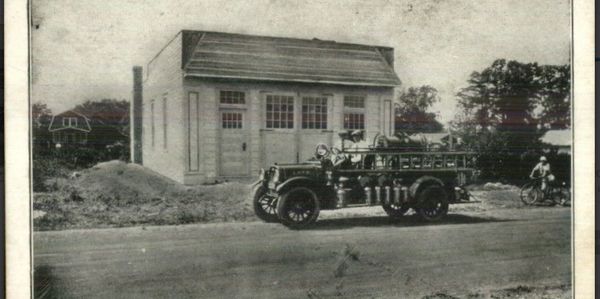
[34,207,571,298]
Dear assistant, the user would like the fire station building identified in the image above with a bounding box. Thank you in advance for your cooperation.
[131,30,401,184]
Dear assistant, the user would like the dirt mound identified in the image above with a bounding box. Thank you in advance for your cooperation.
[34,161,256,231]
[69,160,187,205]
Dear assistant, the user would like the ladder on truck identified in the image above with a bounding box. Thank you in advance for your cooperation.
[338,150,477,173]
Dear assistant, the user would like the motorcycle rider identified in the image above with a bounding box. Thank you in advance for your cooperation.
[529,156,553,192]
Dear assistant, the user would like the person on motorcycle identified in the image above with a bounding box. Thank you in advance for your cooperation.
[529,156,554,192]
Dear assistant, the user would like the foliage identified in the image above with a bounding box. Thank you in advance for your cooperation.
[395,85,444,133]
[32,102,54,149]
[32,99,132,191]
[74,98,130,138]
[32,145,130,192]
[452,59,571,183]
[536,65,570,129]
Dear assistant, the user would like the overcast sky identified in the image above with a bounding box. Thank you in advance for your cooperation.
[31,0,571,124]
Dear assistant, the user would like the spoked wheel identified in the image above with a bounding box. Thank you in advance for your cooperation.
[520,182,542,205]
[276,187,320,229]
[415,185,449,222]
[252,186,279,223]
[382,203,409,219]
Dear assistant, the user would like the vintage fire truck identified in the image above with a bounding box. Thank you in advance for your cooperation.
[252,132,478,228]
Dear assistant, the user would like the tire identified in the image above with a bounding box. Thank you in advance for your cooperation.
[382,203,409,219]
[276,187,320,229]
[415,185,449,222]
[520,182,542,205]
[252,185,279,223]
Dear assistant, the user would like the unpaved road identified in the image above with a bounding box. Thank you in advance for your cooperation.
[34,207,571,298]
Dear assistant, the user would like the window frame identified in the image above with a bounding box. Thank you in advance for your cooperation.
[62,117,78,127]
[221,111,244,129]
[301,95,329,130]
[218,89,247,108]
[343,95,367,130]
[264,93,296,130]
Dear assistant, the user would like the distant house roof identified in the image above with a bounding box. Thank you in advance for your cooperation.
[179,30,401,87]
[48,110,92,133]
[540,130,571,147]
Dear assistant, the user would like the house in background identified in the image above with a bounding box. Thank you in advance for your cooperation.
[132,30,401,184]
[540,129,571,155]
[48,110,92,146]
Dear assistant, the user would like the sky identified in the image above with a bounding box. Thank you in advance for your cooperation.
[31,0,571,124]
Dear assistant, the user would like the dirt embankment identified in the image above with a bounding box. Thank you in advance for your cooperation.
[34,161,256,231]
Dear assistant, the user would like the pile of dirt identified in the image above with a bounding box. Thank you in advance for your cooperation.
[34,161,256,231]
[67,161,187,206]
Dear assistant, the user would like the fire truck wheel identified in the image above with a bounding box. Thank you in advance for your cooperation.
[416,185,449,222]
[252,186,279,223]
[277,187,320,229]
[382,203,409,219]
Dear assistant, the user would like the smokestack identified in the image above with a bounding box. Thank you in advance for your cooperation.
[132,66,143,164]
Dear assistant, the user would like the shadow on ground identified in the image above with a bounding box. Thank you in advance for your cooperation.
[306,213,511,231]
[34,265,66,299]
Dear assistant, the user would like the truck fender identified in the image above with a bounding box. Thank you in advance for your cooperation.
[275,177,317,194]
[250,179,263,191]
[409,176,444,200]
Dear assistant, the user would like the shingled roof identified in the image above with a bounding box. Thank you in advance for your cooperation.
[180,30,401,87]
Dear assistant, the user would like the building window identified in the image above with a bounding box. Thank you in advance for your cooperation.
[222,112,243,129]
[162,97,168,149]
[266,95,294,129]
[344,113,365,130]
[302,96,328,129]
[343,95,366,130]
[151,101,155,147]
[62,117,78,127]
[344,96,365,108]
[220,90,245,104]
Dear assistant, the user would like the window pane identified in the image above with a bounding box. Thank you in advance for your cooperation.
[344,96,365,108]
[301,96,327,129]
[344,112,365,130]
[266,95,294,128]
[222,112,242,129]
[220,90,245,104]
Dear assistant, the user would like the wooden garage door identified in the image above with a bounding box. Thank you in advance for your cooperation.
[219,110,250,176]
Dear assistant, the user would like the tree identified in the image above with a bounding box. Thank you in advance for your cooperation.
[395,85,444,134]
[535,65,570,129]
[74,98,130,139]
[452,59,571,182]
[32,102,52,129]
[31,102,53,151]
